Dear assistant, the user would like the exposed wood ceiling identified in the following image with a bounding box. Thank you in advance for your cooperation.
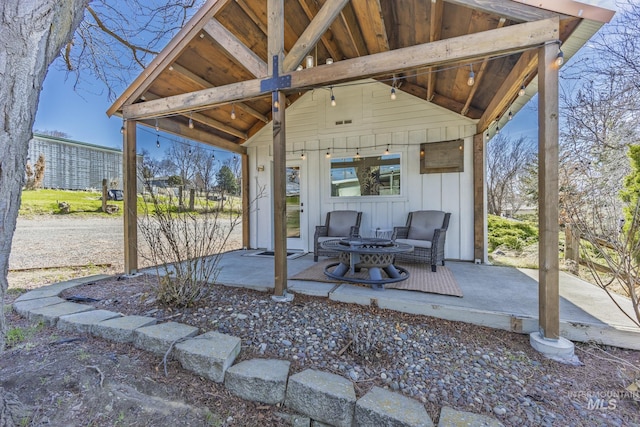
[109,0,614,154]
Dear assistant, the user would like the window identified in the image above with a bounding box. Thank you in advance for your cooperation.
[330,154,400,197]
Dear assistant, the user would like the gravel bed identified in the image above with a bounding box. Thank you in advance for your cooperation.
[63,274,640,426]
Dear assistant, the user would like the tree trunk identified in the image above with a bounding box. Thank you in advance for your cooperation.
[0,0,88,352]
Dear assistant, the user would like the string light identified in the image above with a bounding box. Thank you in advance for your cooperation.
[485,133,489,140]
[518,84,526,97]
[230,105,236,120]
[326,150,331,158]
[496,125,500,134]
[188,147,192,155]
[330,87,336,107]
[390,87,396,100]
[508,111,513,121]
[301,151,306,160]
[467,64,475,86]
[120,125,124,134]
[188,113,194,129]
[155,118,159,132]
[384,144,390,155]
[212,153,215,160]
[555,48,564,67]
[355,148,360,158]
[156,135,160,148]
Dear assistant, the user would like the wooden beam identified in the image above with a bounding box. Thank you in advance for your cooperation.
[143,91,248,139]
[296,0,341,61]
[443,0,556,22]
[427,0,444,101]
[268,0,288,297]
[283,0,350,72]
[170,63,269,123]
[538,42,560,340]
[123,120,138,274]
[351,0,389,54]
[202,18,268,78]
[123,17,560,120]
[461,18,506,116]
[108,0,230,116]
[140,117,246,155]
[473,132,485,262]
[241,152,250,249]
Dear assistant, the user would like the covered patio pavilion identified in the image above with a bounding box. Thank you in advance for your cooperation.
[108,0,618,352]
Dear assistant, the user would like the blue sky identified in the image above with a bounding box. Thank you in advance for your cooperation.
[34,66,539,160]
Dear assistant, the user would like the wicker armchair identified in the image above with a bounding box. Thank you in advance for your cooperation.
[392,211,451,272]
[313,210,362,261]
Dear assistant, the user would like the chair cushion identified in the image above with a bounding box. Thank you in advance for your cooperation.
[407,211,445,241]
[317,236,340,243]
[395,238,432,249]
[327,211,358,237]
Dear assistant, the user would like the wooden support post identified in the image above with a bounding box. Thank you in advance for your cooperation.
[241,153,250,249]
[123,120,138,274]
[269,0,288,297]
[189,188,195,211]
[538,43,560,340]
[272,92,287,296]
[473,133,486,263]
[102,178,108,213]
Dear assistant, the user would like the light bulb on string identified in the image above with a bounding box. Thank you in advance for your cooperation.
[211,152,215,160]
[496,125,500,134]
[390,87,396,100]
[467,65,475,86]
[355,149,360,159]
[326,150,331,159]
[555,49,564,67]
[518,84,526,97]
[155,118,159,132]
[120,125,124,134]
[485,133,489,140]
[384,144,390,155]
[330,87,336,107]
[508,111,513,121]
[230,105,236,120]
[156,136,160,148]
[188,114,194,129]
[188,147,192,155]
[301,151,306,160]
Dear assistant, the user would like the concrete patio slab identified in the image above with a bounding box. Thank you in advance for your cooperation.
[288,280,337,297]
[57,309,123,334]
[27,302,95,326]
[92,315,157,343]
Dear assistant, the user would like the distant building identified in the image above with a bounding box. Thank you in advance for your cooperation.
[28,133,141,191]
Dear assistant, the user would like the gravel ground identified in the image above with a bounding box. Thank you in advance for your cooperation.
[63,274,640,427]
[7,215,640,426]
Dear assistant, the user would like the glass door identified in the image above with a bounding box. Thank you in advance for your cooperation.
[286,162,306,250]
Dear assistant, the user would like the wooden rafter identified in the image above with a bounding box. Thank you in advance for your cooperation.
[401,81,483,119]
[351,0,389,54]
[443,0,556,22]
[107,0,230,117]
[283,0,350,72]
[338,6,368,57]
[170,63,268,123]
[202,19,268,78]
[426,0,443,101]
[123,17,559,121]
[235,0,268,35]
[296,0,341,61]
[461,17,506,116]
[476,49,538,132]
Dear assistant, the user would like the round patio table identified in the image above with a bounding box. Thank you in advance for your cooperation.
[321,237,413,290]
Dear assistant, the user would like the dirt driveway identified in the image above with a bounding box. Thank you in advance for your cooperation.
[8,215,242,289]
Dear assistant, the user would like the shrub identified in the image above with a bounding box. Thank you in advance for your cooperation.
[488,214,538,252]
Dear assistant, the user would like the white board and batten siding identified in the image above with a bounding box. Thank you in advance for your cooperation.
[245,81,476,261]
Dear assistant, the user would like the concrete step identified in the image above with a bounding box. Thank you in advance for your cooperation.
[224,358,290,404]
[57,309,123,334]
[27,301,95,326]
[92,315,157,343]
[174,331,241,383]
[356,386,433,426]
[437,406,504,427]
[133,321,199,357]
[13,296,65,317]
[285,369,356,427]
